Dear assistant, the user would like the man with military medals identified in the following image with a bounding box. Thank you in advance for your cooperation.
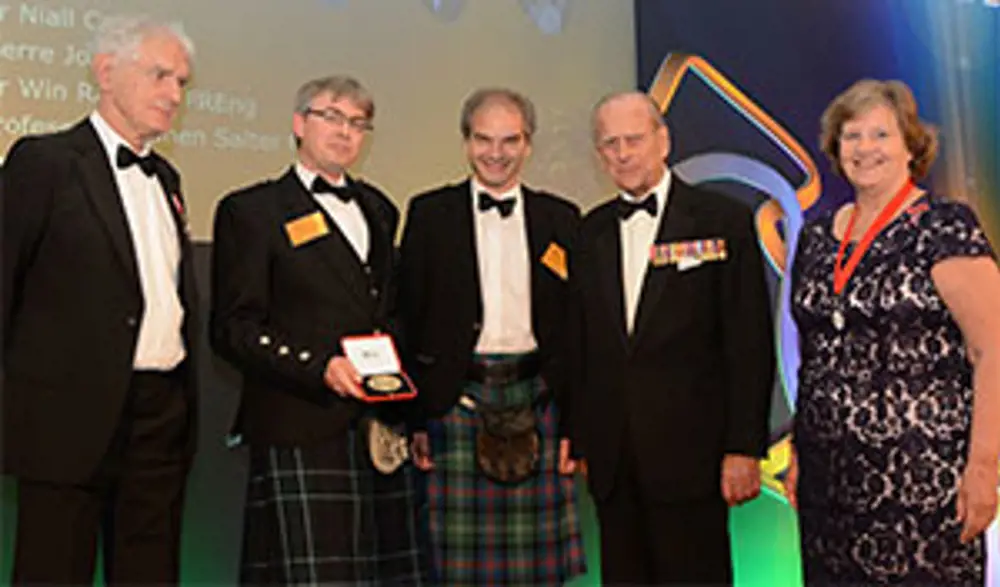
[566,91,776,585]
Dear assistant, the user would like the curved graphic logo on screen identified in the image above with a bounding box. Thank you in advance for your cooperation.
[647,53,821,501]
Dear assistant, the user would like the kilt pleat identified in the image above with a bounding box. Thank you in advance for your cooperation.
[424,361,587,586]
[240,428,428,586]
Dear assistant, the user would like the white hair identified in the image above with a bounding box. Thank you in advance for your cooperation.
[92,14,194,62]
[591,90,664,142]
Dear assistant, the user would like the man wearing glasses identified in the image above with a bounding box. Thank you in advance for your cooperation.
[210,75,427,585]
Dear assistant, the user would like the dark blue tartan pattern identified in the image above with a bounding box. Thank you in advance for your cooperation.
[423,356,587,586]
[240,427,428,586]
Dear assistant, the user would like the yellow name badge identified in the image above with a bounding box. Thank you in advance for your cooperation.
[650,238,728,267]
[540,241,568,281]
[284,211,330,247]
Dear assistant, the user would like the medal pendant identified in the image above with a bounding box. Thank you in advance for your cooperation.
[832,309,845,331]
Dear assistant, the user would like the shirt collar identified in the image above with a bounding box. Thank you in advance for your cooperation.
[470,178,522,210]
[619,166,671,216]
[295,162,348,193]
[89,111,152,164]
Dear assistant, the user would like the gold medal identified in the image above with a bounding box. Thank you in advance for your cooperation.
[368,374,403,393]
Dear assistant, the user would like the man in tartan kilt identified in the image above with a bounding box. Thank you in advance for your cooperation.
[398,88,587,586]
[211,75,428,585]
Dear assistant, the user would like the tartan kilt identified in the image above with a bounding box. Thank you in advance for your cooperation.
[240,426,428,586]
[424,363,587,586]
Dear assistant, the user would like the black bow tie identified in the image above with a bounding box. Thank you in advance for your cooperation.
[312,176,354,203]
[617,195,657,220]
[477,191,516,218]
[116,145,157,177]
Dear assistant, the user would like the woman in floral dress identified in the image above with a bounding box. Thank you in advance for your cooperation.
[787,79,1000,585]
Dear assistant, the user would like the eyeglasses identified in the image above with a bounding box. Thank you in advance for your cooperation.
[303,107,373,132]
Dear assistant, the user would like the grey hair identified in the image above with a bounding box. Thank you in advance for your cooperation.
[92,14,194,62]
[293,75,375,120]
[591,91,664,142]
[459,88,537,140]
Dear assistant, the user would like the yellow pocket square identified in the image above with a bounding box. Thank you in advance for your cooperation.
[540,241,569,280]
[284,211,329,247]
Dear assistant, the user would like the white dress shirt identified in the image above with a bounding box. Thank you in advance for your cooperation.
[619,168,671,333]
[89,112,185,369]
[295,164,370,262]
[471,180,538,354]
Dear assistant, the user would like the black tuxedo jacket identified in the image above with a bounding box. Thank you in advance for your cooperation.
[210,169,400,447]
[2,119,199,484]
[397,180,579,428]
[568,178,775,502]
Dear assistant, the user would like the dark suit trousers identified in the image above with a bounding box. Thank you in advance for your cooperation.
[595,438,733,586]
[13,369,191,586]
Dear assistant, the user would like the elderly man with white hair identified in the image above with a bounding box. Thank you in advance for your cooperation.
[2,14,198,585]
